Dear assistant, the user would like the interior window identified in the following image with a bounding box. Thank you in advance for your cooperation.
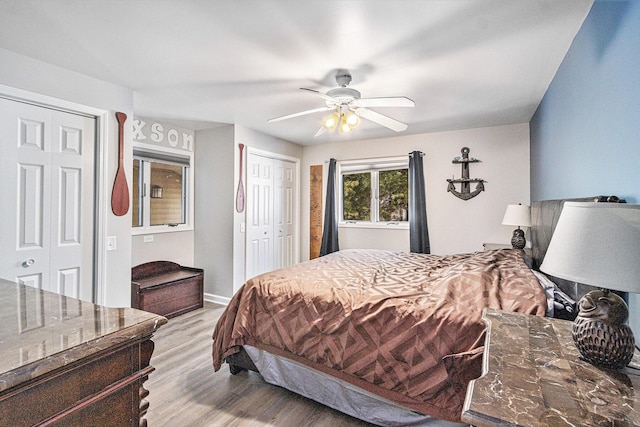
[150,162,185,226]
[132,159,142,227]
[132,147,192,232]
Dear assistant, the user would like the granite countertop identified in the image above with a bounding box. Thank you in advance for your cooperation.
[463,308,640,427]
[0,279,167,393]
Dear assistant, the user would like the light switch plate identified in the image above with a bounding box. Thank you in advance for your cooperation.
[106,236,117,251]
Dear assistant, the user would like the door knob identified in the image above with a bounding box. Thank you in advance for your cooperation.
[22,259,35,268]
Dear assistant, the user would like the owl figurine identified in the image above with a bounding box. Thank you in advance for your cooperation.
[572,289,635,370]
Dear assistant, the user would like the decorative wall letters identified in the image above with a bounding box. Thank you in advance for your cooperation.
[132,117,194,152]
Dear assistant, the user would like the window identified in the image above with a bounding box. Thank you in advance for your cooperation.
[132,145,193,233]
[339,157,409,227]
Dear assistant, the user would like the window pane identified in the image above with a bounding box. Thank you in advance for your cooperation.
[379,169,408,221]
[150,162,185,226]
[342,172,371,221]
[132,159,142,227]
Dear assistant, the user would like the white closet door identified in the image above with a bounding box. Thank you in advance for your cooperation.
[246,153,274,279]
[0,98,95,300]
[273,159,296,270]
[245,151,298,280]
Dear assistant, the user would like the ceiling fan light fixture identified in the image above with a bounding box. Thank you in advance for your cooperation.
[345,112,359,127]
[322,112,339,130]
[339,113,358,134]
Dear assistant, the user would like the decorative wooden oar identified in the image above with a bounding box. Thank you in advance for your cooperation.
[111,112,130,216]
[235,143,245,213]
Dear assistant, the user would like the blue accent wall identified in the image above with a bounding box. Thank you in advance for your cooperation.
[531,1,640,340]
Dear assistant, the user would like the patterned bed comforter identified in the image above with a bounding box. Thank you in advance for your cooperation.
[211,249,546,422]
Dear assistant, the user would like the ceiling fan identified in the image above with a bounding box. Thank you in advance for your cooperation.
[268,70,415,136]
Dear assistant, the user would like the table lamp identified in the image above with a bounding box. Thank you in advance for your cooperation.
[502,204,531,249]
[540,202,640,370]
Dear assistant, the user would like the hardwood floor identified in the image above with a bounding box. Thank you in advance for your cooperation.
[145,302,373,426]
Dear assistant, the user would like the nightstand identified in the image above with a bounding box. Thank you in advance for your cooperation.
[482,243,512,250]
[462,308,640,426]
[483,243,531,256]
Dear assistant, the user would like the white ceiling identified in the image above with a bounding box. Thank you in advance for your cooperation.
[0,0,593,145]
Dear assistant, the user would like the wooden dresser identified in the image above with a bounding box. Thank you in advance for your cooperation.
[462,308,640,426]
[131,261,204,318]
[0,279,167,426]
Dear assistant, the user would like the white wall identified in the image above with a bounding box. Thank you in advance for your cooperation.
[194,124,302,302]
[194,125,235,300]
[131,231,194,267]
[0,48,133,307]
[301,123,531,260]
[235,126,303,158]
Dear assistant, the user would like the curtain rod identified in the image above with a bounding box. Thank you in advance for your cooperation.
[324,153,421,163]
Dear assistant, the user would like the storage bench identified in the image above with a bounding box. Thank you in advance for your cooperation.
[131,261,204,318]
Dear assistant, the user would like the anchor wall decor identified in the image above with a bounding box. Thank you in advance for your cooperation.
[446,147,485,201]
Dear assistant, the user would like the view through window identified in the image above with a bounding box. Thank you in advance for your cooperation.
[340,158,409,224]
[132,151,190,230]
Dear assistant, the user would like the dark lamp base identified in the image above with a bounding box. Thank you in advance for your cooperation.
[510,228,526,249]
[572,290,635,370]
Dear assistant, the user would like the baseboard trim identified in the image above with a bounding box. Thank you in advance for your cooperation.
[204,292,230,306]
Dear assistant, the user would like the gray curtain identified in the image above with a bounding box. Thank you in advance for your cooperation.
[320,158,339,256]
[409,151,430,254]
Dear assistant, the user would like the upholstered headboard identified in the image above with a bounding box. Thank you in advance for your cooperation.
[530,196,625,317]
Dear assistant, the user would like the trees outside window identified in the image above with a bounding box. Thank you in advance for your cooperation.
[340,158,408,225]
[379,169,408,221]
[342,172,371,221]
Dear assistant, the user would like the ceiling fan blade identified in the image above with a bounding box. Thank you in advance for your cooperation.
[300,87,335,102]
[268,106,333,123]
[353,96,415,108]
[314,126,327,137]
[354,108,408,132]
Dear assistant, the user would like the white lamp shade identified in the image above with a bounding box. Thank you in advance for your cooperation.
[502,204,531,227]
[540,202,640,294]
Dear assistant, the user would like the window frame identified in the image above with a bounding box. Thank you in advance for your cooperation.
[131,142,194,235]
[337,156,409,230]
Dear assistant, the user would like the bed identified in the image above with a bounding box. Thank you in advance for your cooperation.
[212,248,547,424]
[213,250,547,424]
